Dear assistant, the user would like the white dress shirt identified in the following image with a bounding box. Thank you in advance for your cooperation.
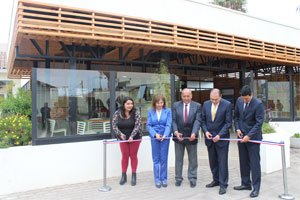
[156,109,161,121]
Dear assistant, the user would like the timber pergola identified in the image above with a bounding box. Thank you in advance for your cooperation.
[7,0,300,79]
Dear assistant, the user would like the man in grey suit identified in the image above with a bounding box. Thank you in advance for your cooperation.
[172,88,201,188]
[201,88,232,195]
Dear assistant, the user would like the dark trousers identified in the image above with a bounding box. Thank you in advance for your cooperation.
[207,142,229,187]
[120,141,141,173]
[238,142,261,191]
[175,142,198,182]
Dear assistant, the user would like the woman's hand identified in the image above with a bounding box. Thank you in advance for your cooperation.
[161,135,167,141]
[128,136,133,142]
[120,134,125,140]
[155,133,161,141]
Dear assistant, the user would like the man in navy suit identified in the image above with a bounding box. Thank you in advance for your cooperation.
[172,88,201,188]
[201,88,232,195]
[233,85,264,198]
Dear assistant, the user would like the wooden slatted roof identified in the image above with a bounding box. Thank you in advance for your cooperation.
[7,0,300,78]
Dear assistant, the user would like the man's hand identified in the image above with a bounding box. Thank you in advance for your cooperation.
[205,131,212,139]
[237,129,243,138]
[213,135,220,142]
[128,136,133,142]
[241,135,250,143]
[189,133,196,141]
[161,135,166,141]
[176,132,184,142]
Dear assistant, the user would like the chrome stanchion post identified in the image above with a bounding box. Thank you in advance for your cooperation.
[279,141,294,200]
[98,141,111,192]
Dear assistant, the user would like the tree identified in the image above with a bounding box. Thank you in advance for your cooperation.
[212,0,247,13]
[153,59,172,106]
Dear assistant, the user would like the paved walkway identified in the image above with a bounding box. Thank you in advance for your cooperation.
[1,140,300,200]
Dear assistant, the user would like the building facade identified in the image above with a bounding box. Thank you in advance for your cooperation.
[7,0,300,145]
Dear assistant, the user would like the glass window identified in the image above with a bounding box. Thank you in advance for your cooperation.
[293,75,300,119]
[253,79,268,120]
[115,72,171,132]
[36,68,110,138]
[267,75,290,119]
[0,80,13,93]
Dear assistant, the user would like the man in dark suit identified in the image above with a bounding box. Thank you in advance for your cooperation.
[172,88,201,188]
[201,88,232,195]
[233,85,264,198]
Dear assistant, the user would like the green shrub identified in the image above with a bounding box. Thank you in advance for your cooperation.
[293,133,300,138]
[0,88,32,119]
[0,115,32,148]
[262,122,276,134]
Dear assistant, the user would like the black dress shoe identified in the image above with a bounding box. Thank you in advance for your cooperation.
[155,183,161,188]
[219,187,226,195]
[233,185,252,190]
[250,190,259,198]
[175,181,182,187]
[206,181,220,188]
[190,181,196,188]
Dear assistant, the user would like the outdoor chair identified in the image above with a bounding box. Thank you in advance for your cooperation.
[48,119,67,137]
[103,121,111,133]
[77,121,86,135]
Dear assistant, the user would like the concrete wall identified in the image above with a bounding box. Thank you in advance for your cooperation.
[261,132,290,174]
[0,137,175,195]
[260,122,298,174]
[270,121,300,137]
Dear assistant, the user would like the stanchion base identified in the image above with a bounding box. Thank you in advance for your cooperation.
[98,186,111,192]
[279,194,294,200]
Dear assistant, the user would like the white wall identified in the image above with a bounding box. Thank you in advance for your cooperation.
[20,79,29,88]
[270,121,300,137]
[261,132,290,174]
[260,122,299,174]
[0,137,175,195]
[29,0,300,48]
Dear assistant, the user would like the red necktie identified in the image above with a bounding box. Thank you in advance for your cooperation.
[184,104,188,123]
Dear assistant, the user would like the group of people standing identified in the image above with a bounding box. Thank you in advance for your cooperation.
[112,85,264,198]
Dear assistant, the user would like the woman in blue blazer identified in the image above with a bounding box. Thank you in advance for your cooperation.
[147,94,172,188]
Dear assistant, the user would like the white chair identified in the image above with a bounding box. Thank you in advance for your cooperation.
[48,119,67,137]
[86,120,103,134]
[77,121,86,135]
[103,121,111,133]
[87,121,104,132]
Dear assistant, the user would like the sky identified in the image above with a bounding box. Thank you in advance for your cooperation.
[0,0,300,45]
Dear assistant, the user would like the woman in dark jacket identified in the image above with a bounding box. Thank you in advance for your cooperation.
[112,97,142,186]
